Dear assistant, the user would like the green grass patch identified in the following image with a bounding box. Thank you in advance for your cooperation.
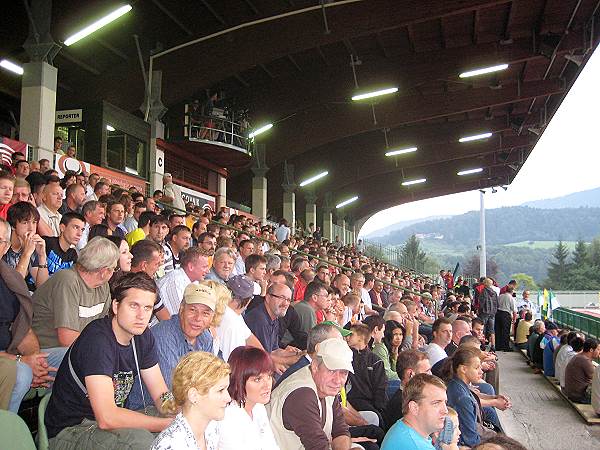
[504,240,581,250]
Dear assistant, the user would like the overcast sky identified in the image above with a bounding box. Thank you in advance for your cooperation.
[360,44,600,237]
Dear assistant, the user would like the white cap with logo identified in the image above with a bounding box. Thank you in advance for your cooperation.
[315,338,354,373]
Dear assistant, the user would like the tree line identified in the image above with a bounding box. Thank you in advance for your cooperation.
[545,238,600,290]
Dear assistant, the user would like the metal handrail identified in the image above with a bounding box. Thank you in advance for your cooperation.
[184,111,252,152]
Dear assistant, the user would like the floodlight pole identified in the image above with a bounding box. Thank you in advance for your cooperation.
[479,190,487,278]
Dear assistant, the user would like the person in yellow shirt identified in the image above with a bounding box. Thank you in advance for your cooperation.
[125,211,155,248]
[515,311,534,350]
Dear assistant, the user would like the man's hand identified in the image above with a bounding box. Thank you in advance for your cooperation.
[22,353,57,386]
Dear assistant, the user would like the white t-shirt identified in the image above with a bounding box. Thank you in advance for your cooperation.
[425,342,448,366]
[361,288,373,309]
[217,306,252,361]
[217,402,279,450]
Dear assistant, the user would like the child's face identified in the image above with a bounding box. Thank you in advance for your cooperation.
[450,415,460,443]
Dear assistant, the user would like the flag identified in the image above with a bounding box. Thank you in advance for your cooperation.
[549,290,560,312]
[0,137,28,165]
[541,289,550,320]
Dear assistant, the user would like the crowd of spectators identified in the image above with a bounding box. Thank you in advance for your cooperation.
[0,151,544,449]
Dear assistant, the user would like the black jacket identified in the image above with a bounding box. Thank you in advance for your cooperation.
[346,347,388,415]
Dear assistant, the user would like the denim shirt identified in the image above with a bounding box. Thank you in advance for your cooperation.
[127,315,213,410]
[446,378,480,447]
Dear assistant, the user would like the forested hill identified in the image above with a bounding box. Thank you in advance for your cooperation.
[375,206,600,246]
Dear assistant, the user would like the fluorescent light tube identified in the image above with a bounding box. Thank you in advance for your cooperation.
[65,4,133,46]
[459,132,492,143]
[457,168,484,176]
[299,171,328,187]
[336,196,359,208]
[459,64,509,78]
[0,59,23,75]
[352,87,398,101]
[385,147,417,157]
[401,178,426,186]
[249,123,273,139]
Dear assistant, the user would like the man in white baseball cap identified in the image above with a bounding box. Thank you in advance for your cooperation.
[269,337,356,449]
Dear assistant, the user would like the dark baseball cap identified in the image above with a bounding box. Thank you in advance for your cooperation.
[227,274,254,299]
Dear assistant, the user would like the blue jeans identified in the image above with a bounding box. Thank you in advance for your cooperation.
[8,346,67,412]
[476,382,502,432]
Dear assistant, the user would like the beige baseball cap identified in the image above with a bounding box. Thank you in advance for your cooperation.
[315,338,354,373]
[182,283,216,310]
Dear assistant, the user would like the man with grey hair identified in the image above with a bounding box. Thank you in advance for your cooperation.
[204,247,235,284]
[265,253,281,276]
[32,236,119,348]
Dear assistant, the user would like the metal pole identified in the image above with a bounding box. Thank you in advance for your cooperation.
[479,190,487,278]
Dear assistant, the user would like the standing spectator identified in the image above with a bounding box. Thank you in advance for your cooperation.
[45,272,173,448]
[161,173,186,212]
[218,346,279,450]
[162,225,191,274]
[43,212,83,276]
[275,219,290,243]
[158,247,210,314]
[5,202,48,290]
[477,278,498,351]
[269,338,353,449]
[32,237,118,348]
[495,286,516,351]
[150,352,230,450]
[37,176,63,237]
[381,374,448,450]
[564,338,600,403]
[59,183,86,215]
[77,200,106,250]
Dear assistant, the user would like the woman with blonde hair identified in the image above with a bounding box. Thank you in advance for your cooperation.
[151,351,231,450]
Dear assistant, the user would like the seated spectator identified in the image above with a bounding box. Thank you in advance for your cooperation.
[37,176,62,237]
[13,159,30,179]
[515,311,534,350]
[446,348,499,447]
[381,373,448,450]
[383,350,432,431]
[0,217,64,412]
[122,201,146,233]
[204,247,235,283]
[350,272,378,317]
[233,239,254,275]
[146,214,169,246]
[104,201,127,238]
[563,338,600,403]
[162,225,191,274]
[539,321,560,376]
[372,320,404,390]
[151,351,230,450]
[216,275,264,360]
[128,282,222,411]
[294,281,330,336]
[77,200,106,250]
[59,183,85,215]
[125,210,155,248]
[158,247,210,314]
[32,236,118,348]
[269,338,354,449]
[345,323,388,423]
[11,177,32,203]
[341,291,361,326]
[45,272,173,448]
[555,333,584,389]
[218,346,279,450]
[425,318,453,367]
[245,253,268,297]
[5,201,48,290]
[527,319,545,362]
[44,212,84,276]
[445,317,472,357]
[86,180,109,202]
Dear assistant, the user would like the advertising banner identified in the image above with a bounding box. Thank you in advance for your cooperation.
[54,155,148,193]
[179,185,215,210]
[0,137,28,165]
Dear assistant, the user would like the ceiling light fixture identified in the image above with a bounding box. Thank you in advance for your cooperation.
[106,124,115,131]
[401,178,426,186]
[385,146,417,157]
[336,196,359,208]
[0,59,24,75]
[351,87,398,101]
[248,123,273,139]
[459,132,492,143]
[457,167,484,176]
[64,4,133,46]
[299,171,329,187]
[459,63,509,78]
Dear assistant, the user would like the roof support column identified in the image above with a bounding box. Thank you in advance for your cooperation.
[145,70,168,194]
[304,190,317,237]
[216,173,227,210]
[321,193,333,242]
[339,218,347,245]
[282,162,297,234]
[251,144,268,223]
[19,0,60,162]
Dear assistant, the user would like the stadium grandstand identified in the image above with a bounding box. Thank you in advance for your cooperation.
[0,1,599,449]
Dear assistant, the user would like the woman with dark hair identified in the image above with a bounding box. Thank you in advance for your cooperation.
[88,223,111,240]
[372,320,404,395]
[218,346,279,450]
[105,235,132,273]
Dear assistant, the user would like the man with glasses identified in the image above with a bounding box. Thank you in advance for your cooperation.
[32,236,119,348]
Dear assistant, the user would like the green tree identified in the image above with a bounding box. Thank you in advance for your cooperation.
[571,239,588,267]
[545,240,571,289]
[402,235,427,272]
[511,273,538,291]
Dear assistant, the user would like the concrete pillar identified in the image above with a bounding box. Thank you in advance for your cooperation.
[322,208,333,242]
[216,174,227,210]
[340,219,347,245]
[252,168,268,223]
[145,71,168,194]
[19,61,57,162]
[283,189,296,234]
[304,190,317,236]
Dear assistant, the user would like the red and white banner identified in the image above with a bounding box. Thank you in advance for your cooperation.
[0,137,28,165]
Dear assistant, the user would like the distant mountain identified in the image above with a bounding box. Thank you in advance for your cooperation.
[522,187,600,209]
[374,206,600,247]
[364,215,451,238]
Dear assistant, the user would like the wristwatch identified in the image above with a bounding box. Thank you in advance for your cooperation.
[38,264,48,269]
[15,354,22,363]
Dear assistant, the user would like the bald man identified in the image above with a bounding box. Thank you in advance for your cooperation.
[445,318,472,356]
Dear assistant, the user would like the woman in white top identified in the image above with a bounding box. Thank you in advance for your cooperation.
[151,352,231,450]
[218,346,280,450]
